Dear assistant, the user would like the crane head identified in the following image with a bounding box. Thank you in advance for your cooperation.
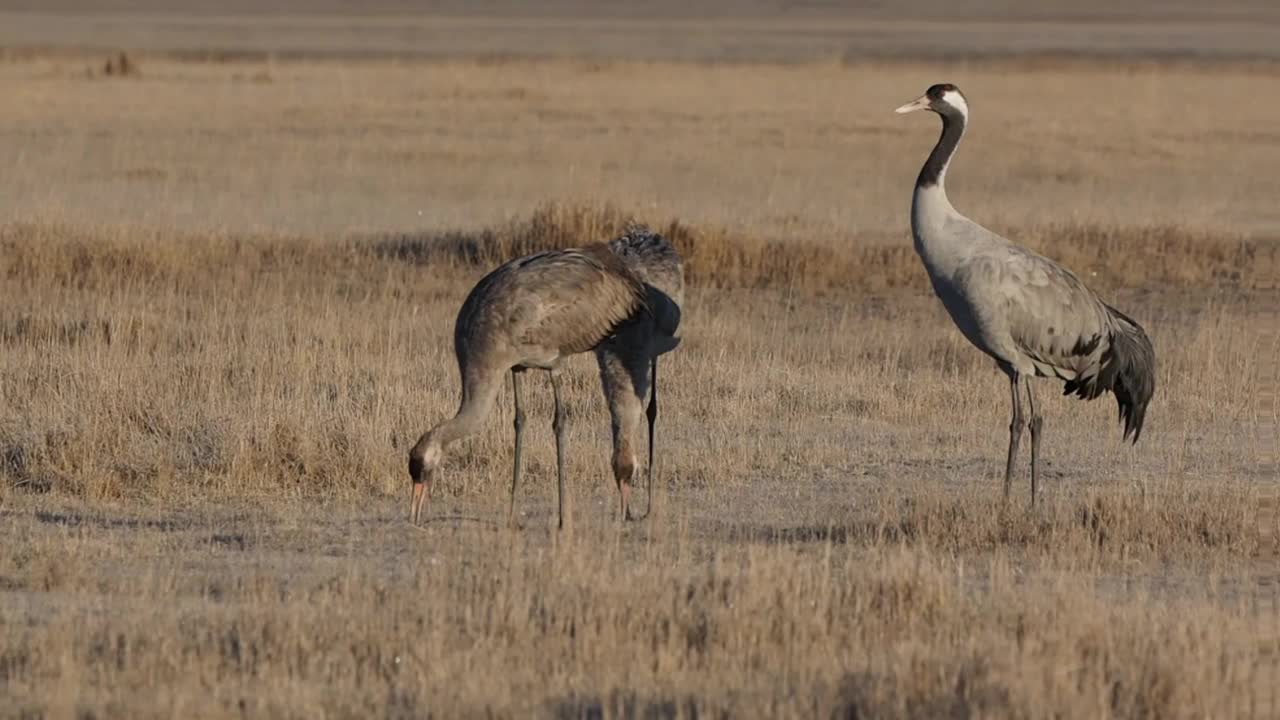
[408,434,442,524]
[895,83,969,119]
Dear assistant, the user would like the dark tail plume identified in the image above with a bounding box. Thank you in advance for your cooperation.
[1063,305,1155,443]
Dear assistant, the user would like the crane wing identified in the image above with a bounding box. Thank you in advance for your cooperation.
[506,245,649,356]
[996,247,1113,382]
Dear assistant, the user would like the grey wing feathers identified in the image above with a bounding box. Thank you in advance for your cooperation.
[1000,251,1113,382]
[508,245,649,355]
[609,225,684,300]
[1065,304,1155,442]
[608,224,679,267]
[998,248,1155,442]
[608,224,685,341]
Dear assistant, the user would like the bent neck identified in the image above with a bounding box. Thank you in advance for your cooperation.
[430,368,503,449]
[917,110,965,191]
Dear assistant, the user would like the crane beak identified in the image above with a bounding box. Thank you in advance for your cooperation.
[410,480,428,524]
[894,94,931,114]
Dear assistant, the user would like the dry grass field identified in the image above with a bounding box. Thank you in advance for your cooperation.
[2,13,1280,717]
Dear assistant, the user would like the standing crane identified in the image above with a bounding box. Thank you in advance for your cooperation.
[895,84,1155,505]
[408,225,683,527]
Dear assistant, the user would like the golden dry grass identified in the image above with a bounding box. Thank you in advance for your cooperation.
[0,497,1270,717]
[5,56,1280,238]
[0,52,1278,718]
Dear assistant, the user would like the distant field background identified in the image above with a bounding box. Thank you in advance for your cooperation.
[1,3,1278,718]
[4,0,1280,62]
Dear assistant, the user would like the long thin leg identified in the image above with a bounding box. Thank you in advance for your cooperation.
[509,370,527,526]
[1003,372,1024,502]
[1025,377,1043,507]
[644,357,658,518]
[550,370,568,530]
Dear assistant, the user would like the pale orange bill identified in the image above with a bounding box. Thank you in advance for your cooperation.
[410,482,426,524]
[894,94,931,114]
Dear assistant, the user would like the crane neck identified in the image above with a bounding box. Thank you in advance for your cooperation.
[916,110,966,191]
[427,368,502,449]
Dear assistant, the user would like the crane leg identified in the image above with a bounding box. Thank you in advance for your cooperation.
[1003,373,1024,502]
[644,357,658,519]
[550,369,568,530]
[1025,377,1043,507]
[509,370,526,527]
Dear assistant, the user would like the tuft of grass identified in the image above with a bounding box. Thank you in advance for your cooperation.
[369,201,1272,294]
[9,207,1268,310]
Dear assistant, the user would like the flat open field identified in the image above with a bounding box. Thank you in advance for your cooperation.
[4,1,1280,62]
[2,13,1279,718]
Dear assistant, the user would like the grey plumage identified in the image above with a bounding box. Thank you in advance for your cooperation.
[896,83,1155,505]
[454,245,647,367]
[607,225,685,335]
[409,226,684,526]
[1064,304,1155,442]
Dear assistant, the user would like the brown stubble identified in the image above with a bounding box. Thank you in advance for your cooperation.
[1,54,1278,717]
